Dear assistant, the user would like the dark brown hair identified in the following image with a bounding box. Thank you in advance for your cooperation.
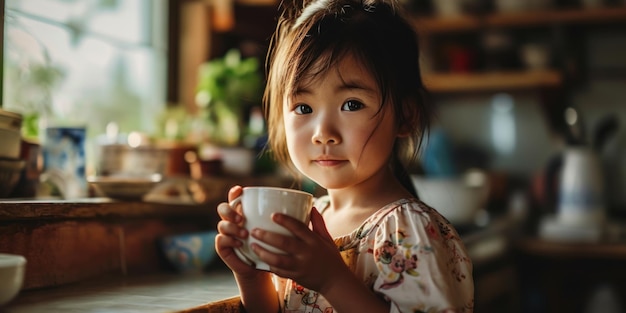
[263,0,433,195]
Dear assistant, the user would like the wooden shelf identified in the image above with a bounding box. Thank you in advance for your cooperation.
[516,237,626,260]
[423,70,562,93]
[235,0,276,6]
[414,6,626,33]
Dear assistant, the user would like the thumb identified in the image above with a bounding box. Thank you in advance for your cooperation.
[310,208,333,241]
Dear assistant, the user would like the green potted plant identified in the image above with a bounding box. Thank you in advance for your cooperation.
[194,49,266,176]
[195,49,263,147]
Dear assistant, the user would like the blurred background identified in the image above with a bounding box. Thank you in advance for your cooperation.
[1,0,626,312]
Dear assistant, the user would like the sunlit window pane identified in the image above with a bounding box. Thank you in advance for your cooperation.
[3,0,167,134]
[3,0,168,174]
[6,0,152,46]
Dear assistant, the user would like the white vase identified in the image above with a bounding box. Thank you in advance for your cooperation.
[220,146,255,176]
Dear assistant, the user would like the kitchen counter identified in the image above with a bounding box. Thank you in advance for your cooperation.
[0,175,296,290]
[0,220,516,313]
[0,175,520,312]
[3,265,239,313]
[0,175,296,312]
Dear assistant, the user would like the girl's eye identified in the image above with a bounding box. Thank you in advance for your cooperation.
[294,104,313,114]
[341,100,364,111]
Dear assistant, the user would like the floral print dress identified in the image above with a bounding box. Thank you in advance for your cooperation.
[274,197,474,313]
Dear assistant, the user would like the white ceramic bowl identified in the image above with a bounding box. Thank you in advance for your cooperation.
[411,171,489,226]
[0,253,26,306]
[88,174,163,200]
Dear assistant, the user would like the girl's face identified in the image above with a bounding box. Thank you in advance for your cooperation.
[283,54,400,190]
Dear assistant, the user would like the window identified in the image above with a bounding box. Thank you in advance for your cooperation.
[3,0,168,172]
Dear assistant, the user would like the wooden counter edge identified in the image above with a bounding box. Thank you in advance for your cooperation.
[176,295,243,313]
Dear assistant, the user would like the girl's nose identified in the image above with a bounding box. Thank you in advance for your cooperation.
[312,120,340,145]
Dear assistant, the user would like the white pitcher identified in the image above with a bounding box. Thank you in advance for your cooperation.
[557,147,606,226]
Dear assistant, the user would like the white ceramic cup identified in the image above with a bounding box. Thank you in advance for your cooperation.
[231,186,313,271]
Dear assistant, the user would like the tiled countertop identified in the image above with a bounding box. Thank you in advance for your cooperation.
[3,266,239,313]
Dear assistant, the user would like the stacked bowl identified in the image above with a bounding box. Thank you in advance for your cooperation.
[0,109,25,197]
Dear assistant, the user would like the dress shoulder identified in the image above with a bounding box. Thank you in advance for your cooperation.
[367,199,475,313]
[358,198,461,242]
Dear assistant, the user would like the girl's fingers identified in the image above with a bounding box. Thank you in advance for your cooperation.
[216,185,243,222]
[309,208,333,242]
[217,202,243,223]
[250,214,311,256]
[215,233,244,250]
[215,234,259,273]
[251,227,297,252]
[249,241,297,271]
[227,185,243,202]
[217,220,248,239]
[270,212,320,245]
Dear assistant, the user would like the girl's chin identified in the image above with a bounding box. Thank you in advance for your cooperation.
[306,177,350,190]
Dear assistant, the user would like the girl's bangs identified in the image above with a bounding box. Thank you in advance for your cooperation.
[290,30,378,98]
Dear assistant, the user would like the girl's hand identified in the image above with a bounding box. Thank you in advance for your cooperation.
[215,185,260,277]
[249,208,350,293]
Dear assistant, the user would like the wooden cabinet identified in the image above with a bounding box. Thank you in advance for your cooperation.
[411,6,626,93]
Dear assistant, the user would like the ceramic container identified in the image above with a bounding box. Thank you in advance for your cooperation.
[0,109,22,132]
[231,187,313,271]
[158,231,218,273]
[0,253,26,306]
[88,174,163,200]
[219,146,255,177]
[411,170,490,226]
[97,144,169,177]
[0,109,23,159]
[42,126,87,198]
[557,147,606,226]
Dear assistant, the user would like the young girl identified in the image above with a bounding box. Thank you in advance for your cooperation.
[215,0,474,312]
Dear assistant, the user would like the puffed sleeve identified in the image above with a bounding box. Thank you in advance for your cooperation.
[371,203,474,313]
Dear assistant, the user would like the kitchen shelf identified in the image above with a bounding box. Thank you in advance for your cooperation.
[423,70,562,93]
[516,237,626,260]
[413,7,626,93]
[413,6,626,33]
[223,3,618,94]
[235,0,277,6]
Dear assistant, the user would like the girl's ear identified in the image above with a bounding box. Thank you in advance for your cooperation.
[396,100,418,138]
[396,126,411,138]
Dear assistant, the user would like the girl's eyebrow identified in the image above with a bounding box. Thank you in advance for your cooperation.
[293,86,312,96]
[338,79,377,95]
[294,79,376,95]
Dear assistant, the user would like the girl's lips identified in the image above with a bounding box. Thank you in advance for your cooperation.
[314,159,344,166]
